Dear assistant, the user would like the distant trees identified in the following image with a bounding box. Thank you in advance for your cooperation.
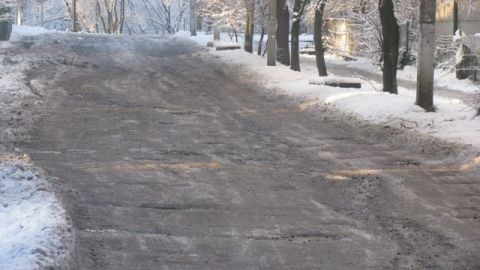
[198,0,244,40]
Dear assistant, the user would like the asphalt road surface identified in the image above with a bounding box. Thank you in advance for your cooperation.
[12,33,480,269]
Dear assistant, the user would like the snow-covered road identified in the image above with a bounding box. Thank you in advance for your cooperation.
[6,32,480,269]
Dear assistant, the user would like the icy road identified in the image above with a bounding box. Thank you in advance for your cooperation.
[12,33,480,269]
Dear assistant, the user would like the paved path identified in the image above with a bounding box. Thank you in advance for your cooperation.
[13,33,480,269]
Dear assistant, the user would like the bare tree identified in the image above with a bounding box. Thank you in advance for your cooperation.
[276,0,289,65]
[290,0,310,71]
[255,0,268,55]
[189,0,196,35]
[379,0,399,94]
[313,0,327,76]
[267,0,276,66]
[244,0,254,52]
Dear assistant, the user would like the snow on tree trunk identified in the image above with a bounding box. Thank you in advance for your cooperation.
[16,4,23,25]
[379,0,399,94]
[416,0,436,112]
[291,17,300,71]
[314,1,327,77]
[276,0,290,66]
[456,44,478,81]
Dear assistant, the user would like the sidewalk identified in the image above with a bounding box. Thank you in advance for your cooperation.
[300,55,478,106]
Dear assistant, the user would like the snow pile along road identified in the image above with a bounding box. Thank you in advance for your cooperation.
[0,154,71,270]
[0,26,72,269]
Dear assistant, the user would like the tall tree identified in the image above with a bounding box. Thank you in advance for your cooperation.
[379,0,399,94]
[290,0,309,71]
[416,0,436,111]
[267,0,276,66]
[276,0,289,65]
[314,0,327,76]
[244,0,254,53]
[16,0,25,25]
[72,0,77,31]
[190,0,197,36]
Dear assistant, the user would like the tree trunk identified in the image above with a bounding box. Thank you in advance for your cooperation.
[119,0,125,34]
[72,0,78,32]
[244,0,254,53]
[40,1,44,26]
[276,0,290,65]
[190,0,197,36]
[258,27,265,55]
[416,0,436,111]
[214,27,220,40]
[379,0,399,94]
[453,0,458,34]
[290,0,302,72]
[314,2,327,77]
[267,0,277,66]
[16,5,23,25]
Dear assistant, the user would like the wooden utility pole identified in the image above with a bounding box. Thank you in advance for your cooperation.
[267,0,277,66]
[72,0,78,32]
[416,0,436,111]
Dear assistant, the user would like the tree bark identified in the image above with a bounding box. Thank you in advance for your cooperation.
[416,0,436,111]
[290,0,303,72]
[16,4,23,25]
[244,0,254,53]
[72,0,77,32]
[267,0,277,66]
[379,0,399,94]
[119,0,125,34]
[190,0,197,36]
[214,27,220,40]
[314,1,327,76]
[258,26,265,55]
[276,0,290,65]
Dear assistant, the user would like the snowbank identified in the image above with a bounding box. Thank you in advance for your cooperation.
[0,154,71,269]
[1,25,54,48]
[186,34,480,150]
[0,24,71,269]
[11,25,54,39]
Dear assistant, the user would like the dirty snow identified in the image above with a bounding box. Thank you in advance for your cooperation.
[0,25,71,269]
[185,33,480,149]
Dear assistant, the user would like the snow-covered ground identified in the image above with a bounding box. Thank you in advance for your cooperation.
[184,32,480,150]
[313,54,480,94]
[0,26,71,269]
[0,154,71,270]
